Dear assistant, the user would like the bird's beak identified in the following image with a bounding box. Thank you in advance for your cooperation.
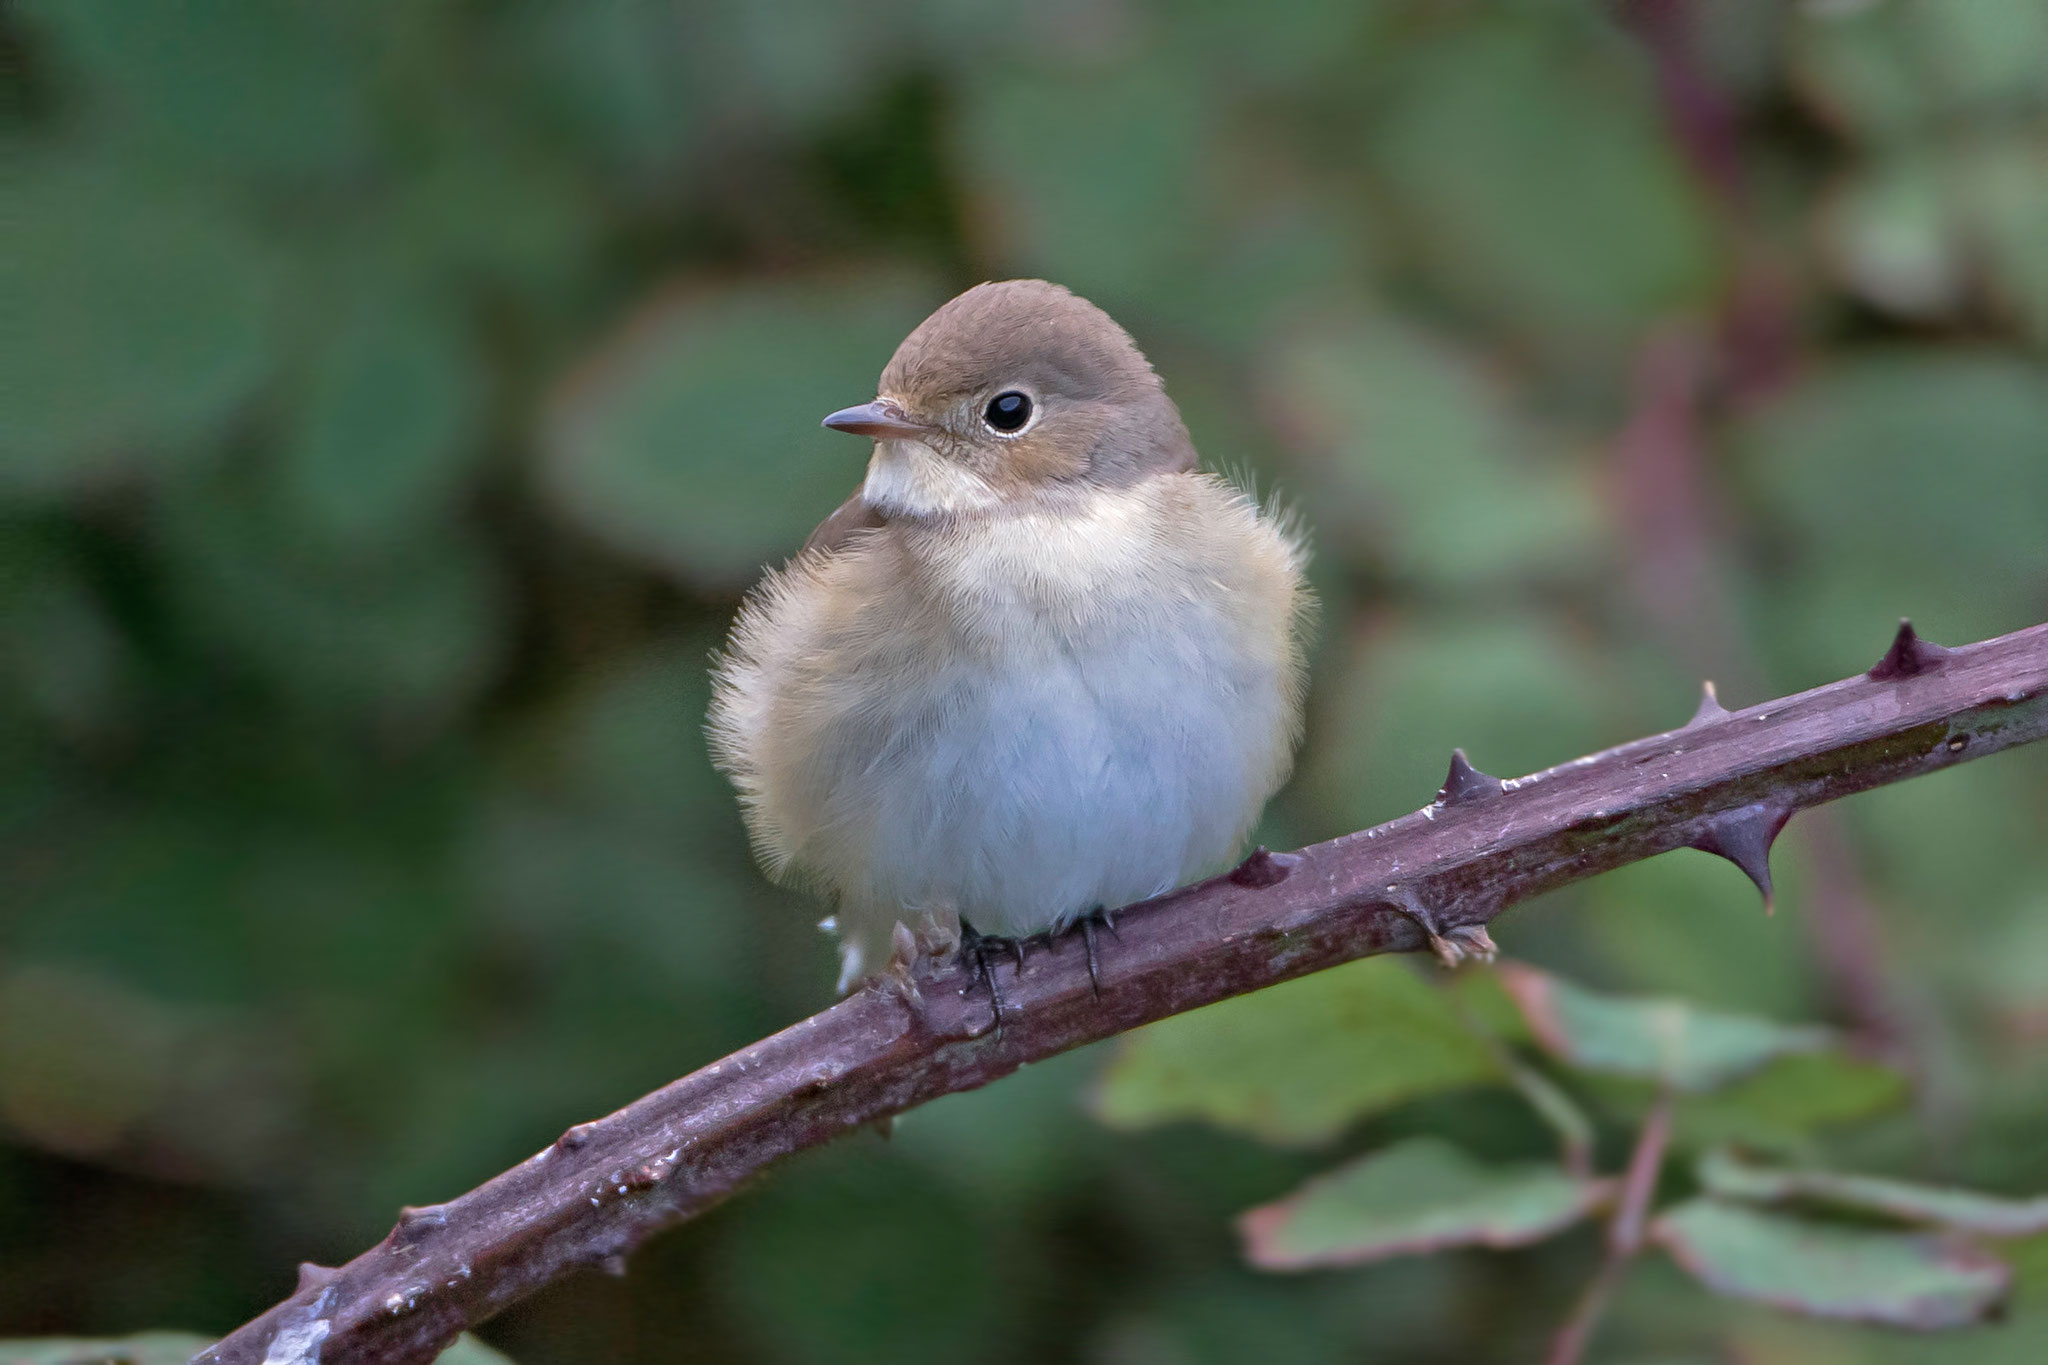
[821,399,930,441]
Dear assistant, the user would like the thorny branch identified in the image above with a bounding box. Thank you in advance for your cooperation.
[199,620,2048,1365]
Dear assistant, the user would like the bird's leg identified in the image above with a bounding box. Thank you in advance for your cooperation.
[1072,905,1119,997]
[958,921,1009,1036]
[877,921,926,1012]
[963,910,1119,1024]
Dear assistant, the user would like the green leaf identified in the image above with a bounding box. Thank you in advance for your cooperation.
[273,289,486,547]
[1673,1049,1908,1152]
[0,1334,528,1365]
[1786,0,2048,141]
[1821,152,1967,319]
[1969,887,2048,1027]
[541,274,935,586]
[20,0,374,180]
[1303,614,1620,836]
[1958,134,2048,348]
[0,964,183,1160]
[1652,1199,2013,1329]
[1260,318,1606,587]
[0,1328,540,1365]
[1370,23,1715,356]
[956,62,1207,300]
[158,475,507,728]
[1790,2,1939,142]
[500,0,702,183]
[1720,1234,2048,1363]
[2,158,284,493]
[384,115,599,294]
[0,1334,214,1365]
[1092,958,1500,1146]
[434,1336,520,1365]
[1496,963,1833,1093]
[1576,853,1816,1022]
[1239,1137,1610,1269]
[1699,1150,2048,1238]
[1100,1273,1407,1365]
[1820,136,2048,343]
[0,531,133,744]
[1907,0,2048,111]
[1764,355,2048,559]
[0,957,304,1182]
[1737,351,2048,673]
[1162,0,1395,90]
[694,0,908,134]
[716,1146,1003,1365]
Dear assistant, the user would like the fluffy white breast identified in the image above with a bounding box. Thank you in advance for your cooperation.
[710,473,1309,987]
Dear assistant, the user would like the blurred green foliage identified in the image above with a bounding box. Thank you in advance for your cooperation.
[1113,959,2029,1331]
[3,1,2045,1361]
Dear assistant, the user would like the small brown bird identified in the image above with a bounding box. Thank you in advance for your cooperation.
[709,280,1311,992]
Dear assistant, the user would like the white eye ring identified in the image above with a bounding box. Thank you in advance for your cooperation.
[981,390,1036,436]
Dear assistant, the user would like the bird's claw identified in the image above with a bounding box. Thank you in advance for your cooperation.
[958,922,1012,1037]
[960,905,1124,1028]
[1076,905,1119,996]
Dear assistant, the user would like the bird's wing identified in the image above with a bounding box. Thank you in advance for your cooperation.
[799,485,886,558]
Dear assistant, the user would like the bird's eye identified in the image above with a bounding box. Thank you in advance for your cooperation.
[983,391,1032,433]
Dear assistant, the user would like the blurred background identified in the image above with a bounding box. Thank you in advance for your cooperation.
[4,0,2046,1361]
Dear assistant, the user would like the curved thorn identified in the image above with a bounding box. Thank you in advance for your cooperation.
[397,1202,449,1230]
[1688,680,1732,728]
[296,1262,339,1294]
[1689,801,1795,913]
[1436,748,1504,807]
[1230,845,1300,888]
[1869,618,1955,681]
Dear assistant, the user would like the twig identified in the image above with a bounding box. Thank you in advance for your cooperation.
[196,620,2048,1365]
[1544,1092,1677,1365]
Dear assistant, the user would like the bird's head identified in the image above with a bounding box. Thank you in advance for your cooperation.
[822,279,1195,518]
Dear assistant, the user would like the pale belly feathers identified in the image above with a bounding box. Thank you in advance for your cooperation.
[709,473,1308,987]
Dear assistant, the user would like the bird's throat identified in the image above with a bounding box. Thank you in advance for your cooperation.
[862,438,1003,519]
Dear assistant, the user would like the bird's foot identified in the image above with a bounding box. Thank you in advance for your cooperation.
[959,921,1023,1037]
[1072,905,1120,996]
[959,908,1123,1034]
[878,922,926,1013]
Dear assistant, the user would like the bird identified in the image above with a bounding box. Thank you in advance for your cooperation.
[708,279,1312,997]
